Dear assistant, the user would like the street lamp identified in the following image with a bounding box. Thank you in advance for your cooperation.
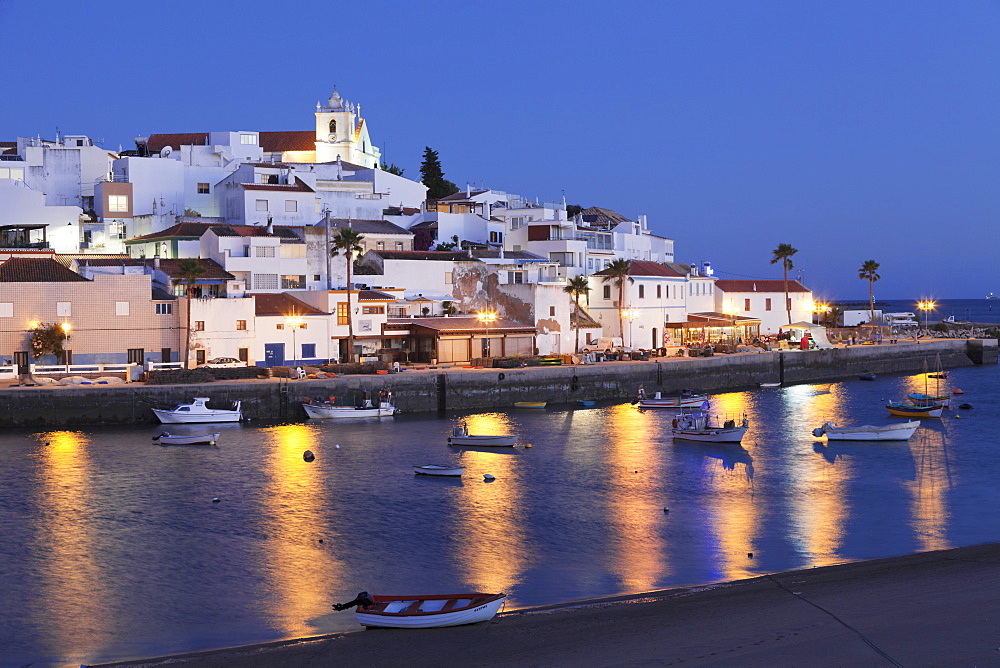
[622,307,640,348]
[722,303,738,345]
[811,302,830,326]
[285,315,304,366]
[476,310,497,359]
[917,300,935,332]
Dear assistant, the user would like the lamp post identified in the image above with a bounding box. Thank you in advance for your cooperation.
[285,315,304,366]
[623,307,639,349]
[477,310,497,359]
[917,300,935,334]
[811,302,830,326]
[60,323,71,365]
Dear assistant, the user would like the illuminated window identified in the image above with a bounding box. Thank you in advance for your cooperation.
[108,195,128,212]
[236,320,247,330]
[194,321,205,331]
[281,275,304,289]
[197,183,210,194]
[337,302,349,325]
[744,299,751,311]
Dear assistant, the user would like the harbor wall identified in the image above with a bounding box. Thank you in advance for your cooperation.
[0,339,994,428]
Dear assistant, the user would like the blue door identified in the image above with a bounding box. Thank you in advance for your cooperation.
[264,343,285,367]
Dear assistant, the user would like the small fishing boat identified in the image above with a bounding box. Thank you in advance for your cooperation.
[636,386,707,408]
[152,397,242,424]
[153,431,221,445]
[885,402,943,418]
[302,391,397,419]
[758,382,781,388]
[513,401,546,409]
[858,373,876,381]
[671,410,749,443]
[333,591,506,628]
[812,421,919,441]
[447,425,516,447]
[907,392,951,408]
[928,352,949,378]
[576,400,596,407]
[413,465,465,476]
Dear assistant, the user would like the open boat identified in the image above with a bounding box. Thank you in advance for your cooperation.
[636,386,708,408]
[303,391,397,419]
[447,425,516,447]
[885,402,943,418]
[671,410,749,443]
[513,401,546,409]
[858,373,877,381]
[154,431,221,445]
[928,352,949,379]
[333,591,506,628]
[812,421,919,441]
[152,397,242,424]
[758,382,781,388]
[413,465,465,476]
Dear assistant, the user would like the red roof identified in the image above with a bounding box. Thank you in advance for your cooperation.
[249,293,327,317]
[594,260,686,278]
[0,258,89,282]
[147,131,315,154]
[241,177,314,192]
[715,279,810,293]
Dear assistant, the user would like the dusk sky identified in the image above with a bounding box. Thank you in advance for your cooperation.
[3,1,996,300]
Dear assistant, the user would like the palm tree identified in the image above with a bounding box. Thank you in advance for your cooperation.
[177,258,205,368]
[601,259,634,343]
[858,260,881,324]
[330,226,365,363]
[770,243,798,325]
[563,275,591,353]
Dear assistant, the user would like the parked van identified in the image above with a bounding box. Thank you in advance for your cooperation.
[594,337,630,353]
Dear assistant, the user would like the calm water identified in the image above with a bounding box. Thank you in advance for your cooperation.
[3,364,1000,666]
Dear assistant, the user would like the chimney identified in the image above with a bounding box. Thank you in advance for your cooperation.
[266,214,274,234]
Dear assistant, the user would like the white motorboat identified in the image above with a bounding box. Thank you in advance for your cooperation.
[413,465,465,476]
[812,421,920,441]
[152,397,242,424]
[636,386,707,408]
[333,591,506,628]
[671,411,748,443]
[447,425,516,447]
[154,431,221,445]
[302,391,397,419]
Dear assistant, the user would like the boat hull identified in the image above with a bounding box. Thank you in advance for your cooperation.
[356,593,506,629]
[638,395,707,409]
[155,431,221,445]
[447,435,516,447]
[513,402,546,409]
[886,404,943,418]
[815,421,919,441]
[671,426,748,443]
[152,399,242,424]
[413,465,465,476]
[303,403,397,419]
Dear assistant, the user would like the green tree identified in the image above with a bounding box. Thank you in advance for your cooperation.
[770,243,799,325]
[419,147,459,199]
[566,204,583,218]
[601,259,634,342]
[382,163,405,176]
[436,234,460,251]
[858,259,881,324]
[177,258,205,368]
[331,226,365,363]
[29,323,68,359]
[564,275,591,353]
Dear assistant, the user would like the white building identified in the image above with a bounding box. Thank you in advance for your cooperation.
[714,279,814,337]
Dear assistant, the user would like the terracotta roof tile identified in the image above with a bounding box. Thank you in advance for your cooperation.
[241,177,314,192]
[0,258,90,282]
[715,279,809,293]
[374,250,479,262]
[259,131,315,153]
[594,260,686,278]
[248,292,327,317]
[329,219,411,235]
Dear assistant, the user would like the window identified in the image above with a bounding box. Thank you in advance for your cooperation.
[490,231,503,243]
[57,302,71,316]
[638,285,645,299]
[337,303,349,325]
[510,216,525,230]
[313,274,321,281]
[444,272,453,284]
[507,271,525,284]
[255,199,268,212]
[255,246,276,258]
[253,273,279,290]
[108,195,128,212]
[765,298,772,311]
[240,133,257,145]
[376,241,385,250]
[155,303,173,315]
[115,301,130,316]
[194,321,205,331]
[276,323,284,330]
[395,242,403,250]
[0,302,10,317]
[197,183,210,194]
[362,306,385,315]
[302,343,316,358]
[281,275,305,289]
[603,285,611,300]
[236,320,247,330]
[285,200,297,212]
[315,198,323,213]
[238,348,249,362]
[745,298,751,311]
[657,285,662,299]
[549,306,556,317]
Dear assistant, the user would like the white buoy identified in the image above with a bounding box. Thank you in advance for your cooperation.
[335,444,341,449]
[483,474,495,481]
[212,497,221,503]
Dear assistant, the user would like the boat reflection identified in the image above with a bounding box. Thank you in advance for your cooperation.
[259,423,339,637]
[905,426,953,552]
[33,430,107,665]
[672,441,754,475]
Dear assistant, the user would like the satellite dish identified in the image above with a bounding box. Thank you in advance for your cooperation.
[160,146,172,157]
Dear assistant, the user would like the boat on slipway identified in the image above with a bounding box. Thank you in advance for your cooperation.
[333,591,506,628]
[152,397,242,424]
[302,391,397,419]
[671,410,749,443]
[812,421,920,441]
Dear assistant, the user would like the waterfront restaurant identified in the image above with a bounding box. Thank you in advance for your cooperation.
[387,315,537,365]
[664,312,761,348]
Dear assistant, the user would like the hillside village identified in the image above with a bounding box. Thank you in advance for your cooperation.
[0,89,815,371]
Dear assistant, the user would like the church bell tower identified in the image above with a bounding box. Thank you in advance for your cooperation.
[314,88,381,168]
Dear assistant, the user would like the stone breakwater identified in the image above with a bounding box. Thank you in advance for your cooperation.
[1,339,994,428]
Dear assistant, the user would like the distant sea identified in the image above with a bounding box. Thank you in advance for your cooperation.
[833,298,1000,325]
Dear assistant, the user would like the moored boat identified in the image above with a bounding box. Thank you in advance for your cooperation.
[413,465,465,476]
[858,373,877,381]
[152,397,242,424]
[812,421,919,441]
[333,591,506,628]
[154,431,221,445]
[636,386,707,408]
[886,402,943,418]
[303,391,397,419]
[447,425,516,447]
[513,401,546,409]
[671,410,748,443]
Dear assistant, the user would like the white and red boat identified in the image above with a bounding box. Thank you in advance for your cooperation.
[333,591,506,628]
[636,386,707,408]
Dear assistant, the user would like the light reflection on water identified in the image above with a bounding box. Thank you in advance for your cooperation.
[4,364,1000,666]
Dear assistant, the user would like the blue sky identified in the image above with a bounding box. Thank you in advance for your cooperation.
[2,0,997,299]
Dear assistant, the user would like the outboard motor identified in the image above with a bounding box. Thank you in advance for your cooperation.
[333,591,374,611]
[812,427,826,437]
